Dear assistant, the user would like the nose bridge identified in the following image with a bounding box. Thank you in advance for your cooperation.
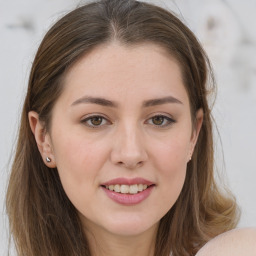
[110,119,147,168]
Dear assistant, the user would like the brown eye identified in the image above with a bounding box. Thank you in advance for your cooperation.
[81,115,109,128]
[152,116,164,125]
[147,115,176,127]
[90,116,103,126]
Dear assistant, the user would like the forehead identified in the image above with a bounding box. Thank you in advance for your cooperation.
[60,42,189,107]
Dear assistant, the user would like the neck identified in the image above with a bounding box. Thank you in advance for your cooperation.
[84,223,158,256]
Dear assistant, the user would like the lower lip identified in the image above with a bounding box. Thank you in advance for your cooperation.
[101,186,154,205]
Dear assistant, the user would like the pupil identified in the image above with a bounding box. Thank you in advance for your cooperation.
[92,117,102,125]
[153,116,164,125]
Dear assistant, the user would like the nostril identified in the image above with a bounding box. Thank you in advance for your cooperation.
[116,160,143,169]
[137,161,143,167]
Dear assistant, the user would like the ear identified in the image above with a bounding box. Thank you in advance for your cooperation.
[188,108,204,161]
[28,111,56,168]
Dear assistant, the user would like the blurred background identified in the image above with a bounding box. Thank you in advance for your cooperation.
[0,0,255,254]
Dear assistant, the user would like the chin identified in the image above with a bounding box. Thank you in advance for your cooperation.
[101,214,159,237]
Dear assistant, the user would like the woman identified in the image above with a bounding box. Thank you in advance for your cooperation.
[6,0,253,255]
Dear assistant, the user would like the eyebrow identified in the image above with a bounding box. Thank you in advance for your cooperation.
[71,95,183,108]
[71,96,118,107]
[142,96,183,107]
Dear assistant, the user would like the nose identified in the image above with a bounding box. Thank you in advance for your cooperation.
[110,124,148,169]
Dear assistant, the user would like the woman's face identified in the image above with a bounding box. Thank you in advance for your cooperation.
[40,42,202,237]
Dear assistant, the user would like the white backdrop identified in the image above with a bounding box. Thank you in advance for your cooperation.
[1,0,255,255]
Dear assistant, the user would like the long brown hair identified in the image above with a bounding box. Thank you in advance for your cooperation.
[6,0,240,255]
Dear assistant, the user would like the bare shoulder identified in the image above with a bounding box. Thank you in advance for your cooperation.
[196,228,256,256]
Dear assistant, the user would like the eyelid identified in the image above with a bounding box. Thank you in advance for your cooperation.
[80,113,176,129]
[80,114,112,128]
[145,114,176,127]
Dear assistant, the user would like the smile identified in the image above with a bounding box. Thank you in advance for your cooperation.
[101,178,155,205]
[103,184,149,194]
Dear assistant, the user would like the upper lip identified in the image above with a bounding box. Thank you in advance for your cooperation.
[101,177,154,186]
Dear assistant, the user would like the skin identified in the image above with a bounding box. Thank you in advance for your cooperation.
[29,42,203,256]
[196,228,256,256]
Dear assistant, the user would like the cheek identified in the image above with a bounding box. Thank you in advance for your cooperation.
[51,130,109,202]
[150,135,189,207]
[53,128,107,173]
[151,134,190,173]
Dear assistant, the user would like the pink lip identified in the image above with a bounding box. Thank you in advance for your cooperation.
[101,185,154,205]
[101,177,155,206]
[101,177,154,186]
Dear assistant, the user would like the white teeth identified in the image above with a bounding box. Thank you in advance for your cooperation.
[109,185,114,191]
[120,185,129,193]
[138,184,144,192]
[114,184,121,193]
[129,184,138,194]
[105,184,149,194]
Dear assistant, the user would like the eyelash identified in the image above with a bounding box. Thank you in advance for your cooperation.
[81,115,111,128]
[146,115,176,127]
[81,114,176,128]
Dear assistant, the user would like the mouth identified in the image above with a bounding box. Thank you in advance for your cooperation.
[101,177,155,205]
[101,184,155,195]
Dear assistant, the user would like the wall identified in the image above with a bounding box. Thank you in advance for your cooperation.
[1,0,255,254]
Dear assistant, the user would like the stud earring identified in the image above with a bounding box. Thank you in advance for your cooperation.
[188,153,192,162]
[46,157,51,163]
